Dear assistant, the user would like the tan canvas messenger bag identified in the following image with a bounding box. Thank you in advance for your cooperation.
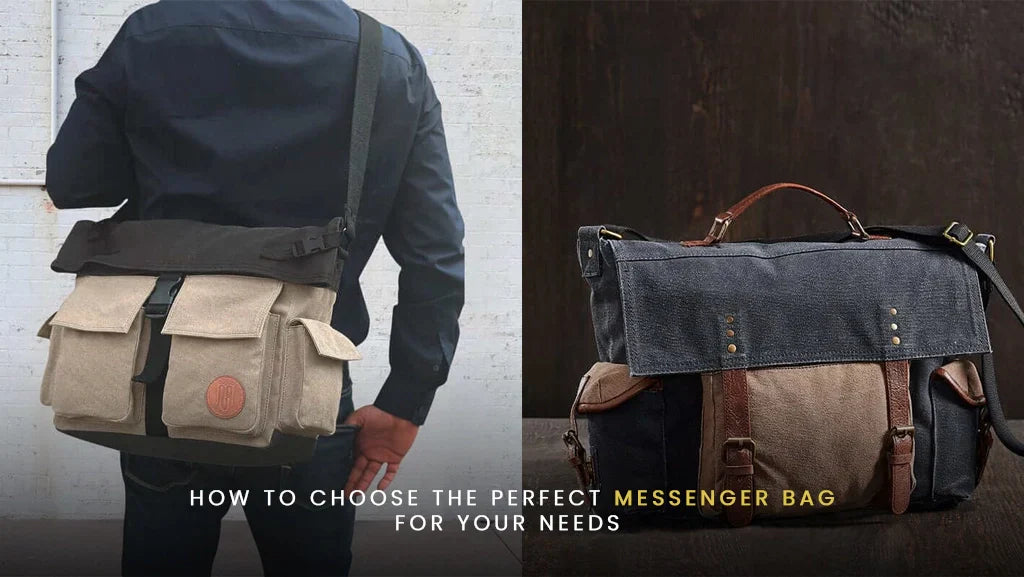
[37,12,382,466]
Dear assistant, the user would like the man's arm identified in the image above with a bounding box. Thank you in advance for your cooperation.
[344,50,465,493]
[46,26,135,209]
[374,73,465,426]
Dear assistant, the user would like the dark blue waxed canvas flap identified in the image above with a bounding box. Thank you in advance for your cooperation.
[610,238,991,376]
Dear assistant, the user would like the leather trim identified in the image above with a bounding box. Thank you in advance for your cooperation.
[721,368,754,527]
[883,360,914,515]
[933,359,986,406]
[577,362,659,413]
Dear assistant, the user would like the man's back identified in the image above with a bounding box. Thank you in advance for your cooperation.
[51,0,422,227]
[48,0,464,425]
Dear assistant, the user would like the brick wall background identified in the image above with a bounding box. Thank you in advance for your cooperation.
[0,0,521,520]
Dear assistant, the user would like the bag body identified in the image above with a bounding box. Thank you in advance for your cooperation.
[37,12,383,466]
[39,218,361,465]
[567,183,1019,526]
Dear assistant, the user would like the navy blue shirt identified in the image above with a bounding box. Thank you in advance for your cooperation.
[45,0,465,425]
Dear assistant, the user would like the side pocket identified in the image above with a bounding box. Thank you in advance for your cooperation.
[575,363,670,517]
[279,318,360,437]
[43,276,156,424]
[928,358,986,503]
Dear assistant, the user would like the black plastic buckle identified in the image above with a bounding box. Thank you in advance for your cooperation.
[292,236,327,258]
[144,274,184,318]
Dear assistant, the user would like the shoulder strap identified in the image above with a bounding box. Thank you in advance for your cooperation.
[344,10,382,239]
[870,223,1024,457]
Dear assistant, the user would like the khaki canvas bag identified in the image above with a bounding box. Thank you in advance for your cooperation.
[37,12,382,466]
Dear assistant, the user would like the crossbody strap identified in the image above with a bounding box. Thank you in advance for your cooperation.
[344,10,382,239]
[868,223,1024,457]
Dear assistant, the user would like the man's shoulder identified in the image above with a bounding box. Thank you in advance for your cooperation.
[119,1,421,71]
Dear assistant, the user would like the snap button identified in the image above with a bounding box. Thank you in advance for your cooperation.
[890,323,898,330]
[890,308,898,316]
[587,248,594,258]
[725,315,734,324]
[726,329,735,337]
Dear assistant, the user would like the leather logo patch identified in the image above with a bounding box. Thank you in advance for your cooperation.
[206,376,245,419]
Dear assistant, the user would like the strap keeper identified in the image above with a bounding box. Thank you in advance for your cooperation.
[725,463,754,476]
[887,452,914,466]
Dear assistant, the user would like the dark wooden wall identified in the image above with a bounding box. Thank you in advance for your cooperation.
[524,1,1024,417]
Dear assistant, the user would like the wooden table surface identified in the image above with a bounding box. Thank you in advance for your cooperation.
[523,418,1024,576]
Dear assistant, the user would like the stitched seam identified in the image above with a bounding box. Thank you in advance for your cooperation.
[615,244,947,263]
[628,346,993,375]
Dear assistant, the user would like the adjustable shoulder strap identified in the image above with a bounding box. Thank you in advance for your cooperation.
[870,223,1024,457]
[345,10,382,239]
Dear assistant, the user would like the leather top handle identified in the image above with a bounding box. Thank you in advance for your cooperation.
[682,183,869,246]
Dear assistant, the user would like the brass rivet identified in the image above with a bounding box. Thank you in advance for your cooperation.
[892,336,901,345]
[727,344,737,353]
[890,323,898,331]
[587,248,594,258]
[725,315,735,324]
[726,329,735,337]
[889,308,898,316]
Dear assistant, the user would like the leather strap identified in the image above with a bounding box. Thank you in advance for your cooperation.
[343,11,382,240]
[683,183,868,246]
[882,360,914,514]
[563,373,594,490]
[721,368,754,527]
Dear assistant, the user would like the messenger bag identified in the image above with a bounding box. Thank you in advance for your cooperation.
[37,12,382,467]
[566,183,1024,525]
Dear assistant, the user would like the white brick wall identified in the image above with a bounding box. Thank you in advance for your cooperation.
[0,0,521,520]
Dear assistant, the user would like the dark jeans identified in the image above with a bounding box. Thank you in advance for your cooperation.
[120,386,356,577]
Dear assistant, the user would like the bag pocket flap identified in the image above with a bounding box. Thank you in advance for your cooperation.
[933,359,986,406]
[294,318,361,361]
[162,275,284,339]
[578,362,658,413]
[51,276,157,333]
[37,311,57,339]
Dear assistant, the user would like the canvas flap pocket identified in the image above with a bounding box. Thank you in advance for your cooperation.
[698,361,913,524]
[51,275,156,333]
[42,275,156,423]
[577,362,659,413]
[279,318,359,437]
[162,275,283,338]
[161,275,284,439]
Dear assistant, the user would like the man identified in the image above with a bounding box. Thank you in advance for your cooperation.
[45,1,464,575]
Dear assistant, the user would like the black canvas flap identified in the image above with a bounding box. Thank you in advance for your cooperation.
[52,218,345,289]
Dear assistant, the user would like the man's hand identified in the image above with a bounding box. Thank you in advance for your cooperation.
[343,405,419,492]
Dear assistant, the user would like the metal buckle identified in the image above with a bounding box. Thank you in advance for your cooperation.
[847,214,869,239]
[599,227,623,240]
[943,221,974,246]
[722,437,756,461]
[987,236,996,262]
[889,425,915,442]
[707,213,733,242]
